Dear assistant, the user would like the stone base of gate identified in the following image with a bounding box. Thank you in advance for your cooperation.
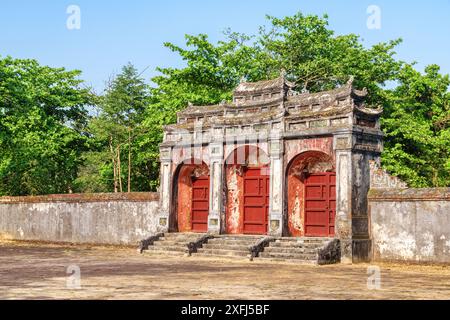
[352,239,372,263]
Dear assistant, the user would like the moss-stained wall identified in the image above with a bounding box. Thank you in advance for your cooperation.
[0,193,159,245]
[369,188,450,263]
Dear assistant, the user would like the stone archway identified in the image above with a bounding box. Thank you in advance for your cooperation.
[224,145,270,235]
[173,160,210,233]
[286,151,335,237]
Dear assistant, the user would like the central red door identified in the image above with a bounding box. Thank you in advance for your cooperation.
[243,167,269,235]
[304,172,336,237]
[191,175,209,232]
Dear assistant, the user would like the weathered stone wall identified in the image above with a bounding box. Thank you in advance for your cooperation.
[369,188,450,263]
[0,193,159,245]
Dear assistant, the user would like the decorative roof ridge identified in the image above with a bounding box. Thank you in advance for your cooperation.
[177,103,225,116]
[354,104,383,115]
[233,72,296,95]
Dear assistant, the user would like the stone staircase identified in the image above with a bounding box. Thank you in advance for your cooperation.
[195,235,263,258]
[141,233,340,264]
[142,232,206,256]
[258,237,339,264]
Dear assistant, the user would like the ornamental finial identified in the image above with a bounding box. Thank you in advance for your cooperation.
[347,75,355,85]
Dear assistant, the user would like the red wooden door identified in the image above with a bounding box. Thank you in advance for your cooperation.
[304,172,336,237]
[243,167,269,235]
[191,175,209,232]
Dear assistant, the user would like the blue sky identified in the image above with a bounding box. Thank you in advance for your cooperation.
[1,0,449,92]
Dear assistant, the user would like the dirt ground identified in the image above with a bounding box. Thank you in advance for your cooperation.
[1,240,449,300]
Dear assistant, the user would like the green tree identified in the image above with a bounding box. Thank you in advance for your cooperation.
[75,63,152,193]
[0,56,93,196]
[258,13,403,103]
[382,64,450,187]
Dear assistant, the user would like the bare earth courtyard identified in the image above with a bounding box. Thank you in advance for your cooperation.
[1,241,449,300]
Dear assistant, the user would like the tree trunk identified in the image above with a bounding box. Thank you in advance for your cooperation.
[128,128,132,193]
[117,145,123,193]
[110,136,118,193]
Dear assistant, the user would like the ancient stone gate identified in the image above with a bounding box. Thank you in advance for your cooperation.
[158,74,383,262]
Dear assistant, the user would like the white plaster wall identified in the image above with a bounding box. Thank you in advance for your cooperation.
[0,200,159,245]
[371,200,450,263]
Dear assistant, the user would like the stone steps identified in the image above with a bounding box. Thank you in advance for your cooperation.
[141,233,339,264]
[147,245,188,252]
[196,248,250,257]
[143,248,186,256]
[262,246,319,254]
[206,239,257,246]
[194,235,263,259]
[258,251,317,260]
[153,240,194,246]
[159,234,201,241]
[269,242,324,249]
[256,257,318,264]
[255,237,334,264]
[201,243,250,251]
[143,232,206,256]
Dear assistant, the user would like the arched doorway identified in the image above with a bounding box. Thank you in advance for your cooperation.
[174,160,210,233]
[225,145,270,235]
[286,151,336,237]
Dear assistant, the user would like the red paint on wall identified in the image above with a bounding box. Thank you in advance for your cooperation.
[285,137,334,167]
[191,175,209,232]
[225,165,245,234]
[176,162,209,233]
[304,172,336,237]
[242,167,270,235]
[225,146,270,235]
[287,150,335,237]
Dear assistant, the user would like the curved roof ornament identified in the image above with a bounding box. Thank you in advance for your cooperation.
[347,75,355,86]
[301,85,309,94]
[346,76,368,98]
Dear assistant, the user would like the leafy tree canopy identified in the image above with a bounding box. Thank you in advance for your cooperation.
[382,64,450,187]
[0,56,93,195]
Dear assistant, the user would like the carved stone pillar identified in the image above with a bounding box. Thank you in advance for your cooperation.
[158,147,172,233]
[334,135,353,263]
[268,138,284,236]
[208,142,224,234]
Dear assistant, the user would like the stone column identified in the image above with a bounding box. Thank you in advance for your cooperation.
[208,142,224,234]
[158,147,172,233]
[268,138,284,237]
[334,134,354,263]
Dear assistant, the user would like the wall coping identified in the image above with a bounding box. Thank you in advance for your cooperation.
[0,192,160,204]
[368,188,450,202]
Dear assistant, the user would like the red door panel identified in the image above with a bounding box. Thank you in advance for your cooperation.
[191,175,209,232]
[304,172,336,237]
[243,167,269,235]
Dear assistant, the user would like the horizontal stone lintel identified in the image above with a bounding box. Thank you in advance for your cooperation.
[368,188,450,201]
[0,192,160,204]
[161,129,383,148]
